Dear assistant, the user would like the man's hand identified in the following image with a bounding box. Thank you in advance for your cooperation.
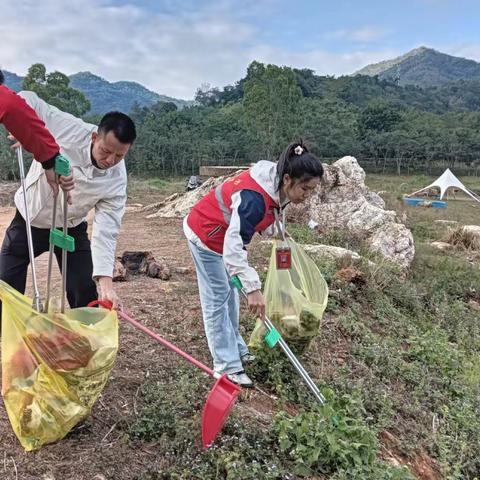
[96,276,121,309]
[8,134,75,204]
[247,290,265,319]
[44,168,75,204]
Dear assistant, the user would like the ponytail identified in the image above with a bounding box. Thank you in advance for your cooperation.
[276,141,324,191]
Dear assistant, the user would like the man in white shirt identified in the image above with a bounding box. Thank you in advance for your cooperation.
[0,91,136,318]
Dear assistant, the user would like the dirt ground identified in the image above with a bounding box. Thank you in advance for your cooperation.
[0,202,283,480]
[0,185,449,480]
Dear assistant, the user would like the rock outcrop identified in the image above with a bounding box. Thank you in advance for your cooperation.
[288,156,414,268]
[145,173,238,219]
[144,157,415,268]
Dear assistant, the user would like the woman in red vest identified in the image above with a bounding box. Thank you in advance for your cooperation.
[184,142,324,387]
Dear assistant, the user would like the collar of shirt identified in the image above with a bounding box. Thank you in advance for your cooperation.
[77,141,108,178]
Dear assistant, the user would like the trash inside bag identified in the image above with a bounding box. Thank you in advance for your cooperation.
[249,239,328,353]
[0,281,118,451]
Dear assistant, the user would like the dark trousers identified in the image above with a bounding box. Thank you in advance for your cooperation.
[0,210,97,323]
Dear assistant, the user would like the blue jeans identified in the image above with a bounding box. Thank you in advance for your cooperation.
[188,240,249,374]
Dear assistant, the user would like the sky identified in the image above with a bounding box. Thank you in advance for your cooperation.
[1,0,479,99]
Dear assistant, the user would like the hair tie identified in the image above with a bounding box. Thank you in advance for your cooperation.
[294,145,304,155]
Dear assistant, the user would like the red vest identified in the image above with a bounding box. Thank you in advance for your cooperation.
[187,170,279,254]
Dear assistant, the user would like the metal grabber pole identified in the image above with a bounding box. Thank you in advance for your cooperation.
[16,147,43,312]
[45,155,74,313]
[231,275,325,405]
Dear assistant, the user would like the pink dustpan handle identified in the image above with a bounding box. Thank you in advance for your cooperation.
[88,300,216,378]
[88,300,240,449]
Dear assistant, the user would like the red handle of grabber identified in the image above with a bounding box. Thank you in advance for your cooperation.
[88,300,216,379]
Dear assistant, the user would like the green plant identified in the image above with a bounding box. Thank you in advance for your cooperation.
[287,224,320,245]
[275,390,413,479]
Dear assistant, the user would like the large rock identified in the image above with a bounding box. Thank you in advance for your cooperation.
[302,244,363,266]
[145,172,239,219]
[288,156,415,268]
[260,240,374,268]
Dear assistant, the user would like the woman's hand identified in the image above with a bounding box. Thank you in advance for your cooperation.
[247,289,265,319]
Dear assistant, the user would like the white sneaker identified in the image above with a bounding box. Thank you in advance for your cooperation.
[227,371,254,388]
[241,353,256,363]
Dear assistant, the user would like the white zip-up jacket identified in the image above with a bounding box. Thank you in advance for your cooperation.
[184,160,285,293]
[14,91,127,279]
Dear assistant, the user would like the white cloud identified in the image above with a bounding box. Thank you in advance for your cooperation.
[324,26,391,43]
[445,43,480,62]
[0,0,257,99]
[0,0,398,99]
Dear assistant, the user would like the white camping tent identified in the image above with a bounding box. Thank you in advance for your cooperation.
[408,168,480,204]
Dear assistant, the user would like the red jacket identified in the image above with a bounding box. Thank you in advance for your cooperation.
[0,85,59,163]
[187,170,279,254]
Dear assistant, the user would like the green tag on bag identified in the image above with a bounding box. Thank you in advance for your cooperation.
[264,326,281,348]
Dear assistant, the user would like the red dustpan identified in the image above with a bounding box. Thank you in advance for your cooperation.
[88,301,241,448]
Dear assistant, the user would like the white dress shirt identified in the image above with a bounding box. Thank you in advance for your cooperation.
[14,91,127,278]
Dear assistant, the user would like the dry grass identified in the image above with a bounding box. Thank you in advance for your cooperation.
[444,226,480,251]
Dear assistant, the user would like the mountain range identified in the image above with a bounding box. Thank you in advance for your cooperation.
[355,46,480,87]
[3,46,480,114]
[2,70,191,115]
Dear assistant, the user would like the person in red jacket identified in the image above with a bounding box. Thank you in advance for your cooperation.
[0,70,74,198]
[184,141,324,387]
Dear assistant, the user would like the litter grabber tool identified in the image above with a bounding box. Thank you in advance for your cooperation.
[16,146,43,312]
[88,300,241,448]
[231,275,325,405]
[44,155,75,313]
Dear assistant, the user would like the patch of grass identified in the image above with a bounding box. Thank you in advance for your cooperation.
[247,346,303,402]
[130,367,292,479]
[132,173,480,478]
[127,176,186,204]
[318,254,480,475]
[286,224,320,245]
[132,368,413,480]
[408,219,440,242]
[288,223,363,251]
[128,368,207,443]
[412,252,480,304]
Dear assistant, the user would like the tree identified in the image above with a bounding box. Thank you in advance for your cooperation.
[22,63,90,116]
[360,101,404,135]
[243,61,303,159]
[195,83,222,107]
[151,101,178,115]
[302,98,360,158]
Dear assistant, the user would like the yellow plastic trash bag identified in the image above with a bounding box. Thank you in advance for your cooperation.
[250,239,328,353]
[0,281,118,451]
